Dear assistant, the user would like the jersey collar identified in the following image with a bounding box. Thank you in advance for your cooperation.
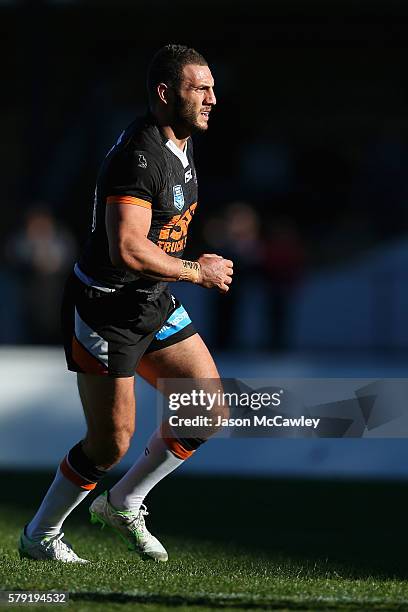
[146,113,190,169]
[165,139,189,169]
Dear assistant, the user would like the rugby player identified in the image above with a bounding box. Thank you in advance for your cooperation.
[19,44,233,562]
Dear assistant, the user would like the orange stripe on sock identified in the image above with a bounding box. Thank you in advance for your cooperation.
[72,336,108,375]
[106,195,152,208]
[160,421,194,460]
[60,457,97,490]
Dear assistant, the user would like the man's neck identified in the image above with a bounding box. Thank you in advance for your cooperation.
[150,110,190,151]
[160,124,189,152]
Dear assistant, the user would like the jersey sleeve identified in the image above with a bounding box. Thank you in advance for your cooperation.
[105,148,163,210]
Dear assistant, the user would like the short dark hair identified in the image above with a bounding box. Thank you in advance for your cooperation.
[147,44,208,105]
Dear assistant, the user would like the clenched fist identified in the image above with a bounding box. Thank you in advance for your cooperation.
[197,254,234,293]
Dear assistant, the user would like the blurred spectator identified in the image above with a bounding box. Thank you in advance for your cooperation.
[203,202,263,349]
[261,218,306,351]
[5,205,77,344]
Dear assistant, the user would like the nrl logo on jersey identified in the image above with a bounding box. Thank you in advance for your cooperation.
[173,185,185,211]
[137,153,148,168]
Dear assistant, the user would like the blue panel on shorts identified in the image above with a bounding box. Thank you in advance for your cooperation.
[155,305,192,341]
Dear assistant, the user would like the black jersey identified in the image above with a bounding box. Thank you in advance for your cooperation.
[78,115,198,299]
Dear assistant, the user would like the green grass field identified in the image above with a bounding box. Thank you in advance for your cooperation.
[1,470,408,611]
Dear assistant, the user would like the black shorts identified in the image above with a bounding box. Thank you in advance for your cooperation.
[61,273,196,377]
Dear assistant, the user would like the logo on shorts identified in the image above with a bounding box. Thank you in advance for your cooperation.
[137,154,147,168]
[155,305,191,341]
[173,185,185,211]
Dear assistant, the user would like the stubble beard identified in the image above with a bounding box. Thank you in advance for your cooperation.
[173,93,208,135]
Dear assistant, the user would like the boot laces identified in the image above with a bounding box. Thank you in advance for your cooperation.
[125,505,149,534]
[44,532,79,560]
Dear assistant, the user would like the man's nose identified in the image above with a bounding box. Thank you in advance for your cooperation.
[206,88,216,105]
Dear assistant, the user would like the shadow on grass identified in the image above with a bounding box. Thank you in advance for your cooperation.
[2,470,408,580]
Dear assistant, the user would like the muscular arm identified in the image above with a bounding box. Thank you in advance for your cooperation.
[106,202,234,290]
[106,203,183,282]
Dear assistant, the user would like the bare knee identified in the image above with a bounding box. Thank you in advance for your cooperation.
[202,379,229,426]
[213,400,229,422]
[105,426,134,466]
[83,424,134,469]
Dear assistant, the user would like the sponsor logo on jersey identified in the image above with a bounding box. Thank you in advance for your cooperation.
[184,168,192,183]
[157,202,198,254]
[137,154,147,168]
[173,185,185,211]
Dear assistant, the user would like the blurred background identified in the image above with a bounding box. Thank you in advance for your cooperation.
[2,0,408,479]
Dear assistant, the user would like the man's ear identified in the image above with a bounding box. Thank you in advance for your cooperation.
[157,83,170,105]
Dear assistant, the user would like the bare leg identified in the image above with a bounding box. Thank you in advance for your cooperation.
[26,374,136,541]
[78,374,136,469]
[137,333,220,385]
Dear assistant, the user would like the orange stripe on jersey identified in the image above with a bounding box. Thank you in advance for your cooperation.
[106,195,152,208]
[72,336,108,375]
[60,457,97,490]
[160,421,194,460]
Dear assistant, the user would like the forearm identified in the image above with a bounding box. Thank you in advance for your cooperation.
[111,236,197,282]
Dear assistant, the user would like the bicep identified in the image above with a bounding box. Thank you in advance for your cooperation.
[106,203,152,263]
[104,149,163,264]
